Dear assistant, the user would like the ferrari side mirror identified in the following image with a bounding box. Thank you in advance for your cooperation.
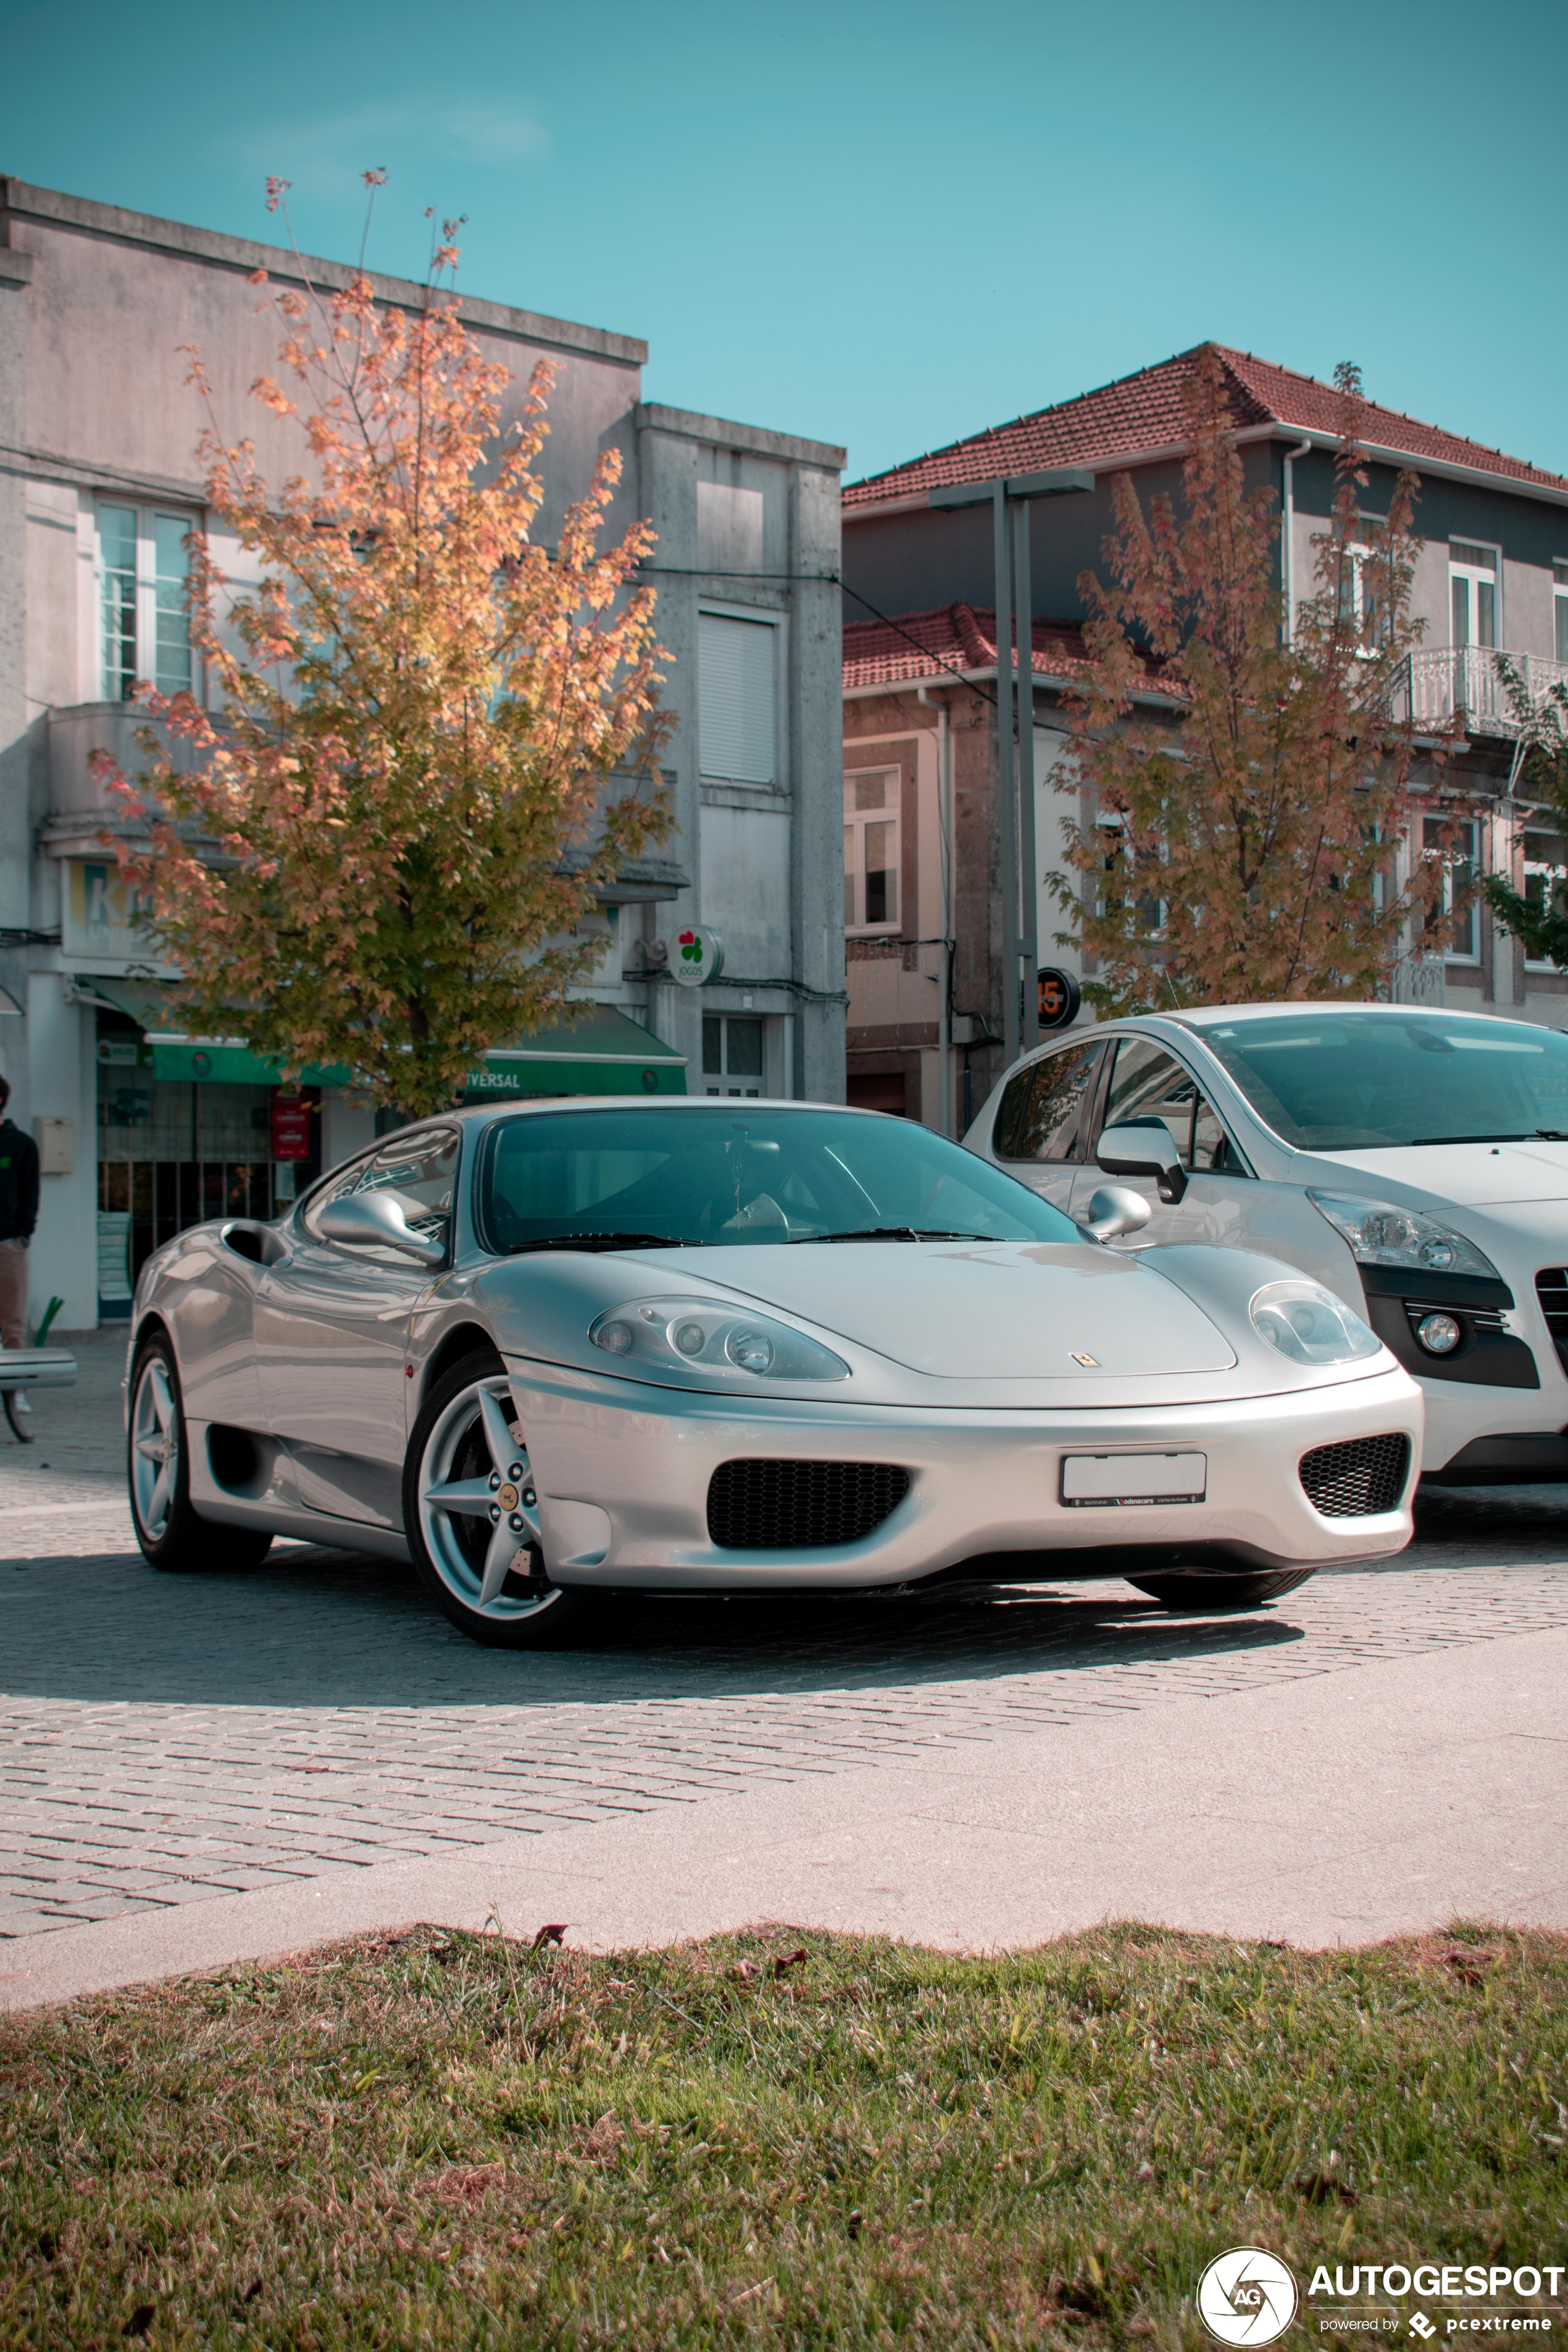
[1075,1184,1154,1243]
[317,1191,446,1267]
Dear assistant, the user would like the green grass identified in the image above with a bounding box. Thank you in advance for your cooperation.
[1,1922,1565,2348]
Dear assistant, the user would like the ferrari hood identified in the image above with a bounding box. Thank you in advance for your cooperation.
[653,1240,1238,1378]
[1314,1140,1568,1209]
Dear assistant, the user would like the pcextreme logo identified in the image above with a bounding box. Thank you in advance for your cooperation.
[1199,2250,1300,2346]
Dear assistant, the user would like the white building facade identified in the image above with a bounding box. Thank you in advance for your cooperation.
[0,180,846,1333]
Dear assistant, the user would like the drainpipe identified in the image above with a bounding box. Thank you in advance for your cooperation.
[917,683,954,1137]
[1282,438,1312,644]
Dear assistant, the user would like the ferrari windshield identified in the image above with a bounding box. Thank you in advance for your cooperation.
[476,1105,1080,1251]
[1201,1011,1568,1150]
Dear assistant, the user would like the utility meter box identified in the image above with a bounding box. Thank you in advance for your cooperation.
[35,1116,75,1175]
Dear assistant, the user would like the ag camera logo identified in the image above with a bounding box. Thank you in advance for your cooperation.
[1199,2249,1300,2346]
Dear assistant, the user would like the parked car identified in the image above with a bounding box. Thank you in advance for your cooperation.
[126,1098,1421,1646]
[967,1001,1568,1485]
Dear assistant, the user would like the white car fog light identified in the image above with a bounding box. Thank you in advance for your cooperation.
[673,1320,707,1357]
[1250,1279,1383,1367]
[1416,1311,1463,1356]
[726,1327,775,1374]
[593,1320,634,1356]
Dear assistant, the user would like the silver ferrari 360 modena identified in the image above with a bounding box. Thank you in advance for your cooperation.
[125,1098,1424,1646]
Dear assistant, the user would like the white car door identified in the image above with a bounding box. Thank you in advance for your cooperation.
[1067,1033,1256,1246]
[255,1127,461,1528]
[988,1036,1108,1210]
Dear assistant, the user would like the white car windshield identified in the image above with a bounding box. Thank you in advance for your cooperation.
[1201,1012,1568,1149]
[476,1106,1082,1251]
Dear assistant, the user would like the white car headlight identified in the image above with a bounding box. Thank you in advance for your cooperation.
[1307,1190,1501,1282]
[1250,1279,1384,1367]
[589,1297,851,1384]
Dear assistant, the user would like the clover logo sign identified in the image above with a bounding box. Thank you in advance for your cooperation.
[670,925,724,988]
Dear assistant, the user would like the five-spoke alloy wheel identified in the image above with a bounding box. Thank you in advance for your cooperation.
[403,1353,597,1648]
[128,1332,273,1572]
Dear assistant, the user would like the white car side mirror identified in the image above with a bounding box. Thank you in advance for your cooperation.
[1096,1119,1189,1204]
[1075,1184,1154,1244]
[317,1191,446,1267]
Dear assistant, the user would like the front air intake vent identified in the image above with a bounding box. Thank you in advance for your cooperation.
[1299,1432,1411,1518]
[707,1458,911,1549]
[1535,1268,1568,1370]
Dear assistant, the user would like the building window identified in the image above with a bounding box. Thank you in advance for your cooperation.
[1424,816,1478,962]
[1523,828,1567,973]
[702,1014,764,1096]
[1449,542,1498,650]
[1339,541,1380,651]
[844,770,900,932]
[698,612,776,783]
[1554,561,1568,666]
[99,504,196,701]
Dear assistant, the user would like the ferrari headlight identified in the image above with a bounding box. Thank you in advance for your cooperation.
[589,1297,850,1383]
[1307,1191,1500,1281]
[1250,1278,1384,1367]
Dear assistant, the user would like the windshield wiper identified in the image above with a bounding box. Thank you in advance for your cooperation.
[790,1226,999,1245]
[1409,1133,1529,1146]
[505,1232,697,1256]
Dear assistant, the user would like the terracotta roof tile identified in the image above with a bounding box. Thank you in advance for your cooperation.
[843,603,1091,692]
[844,344,1568,511]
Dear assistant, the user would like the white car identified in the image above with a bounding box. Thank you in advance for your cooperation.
[125,1098,1422,1645]
[966,1000,1568,1485]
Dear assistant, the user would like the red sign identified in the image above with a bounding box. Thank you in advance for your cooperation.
[270,1094,312,1161]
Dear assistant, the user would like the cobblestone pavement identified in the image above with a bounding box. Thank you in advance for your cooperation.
[5,1336,1568,1942]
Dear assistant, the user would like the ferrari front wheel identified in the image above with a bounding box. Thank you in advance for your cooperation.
[404,1354,599,1649]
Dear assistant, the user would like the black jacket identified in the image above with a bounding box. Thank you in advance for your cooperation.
[0,1119,39,1242]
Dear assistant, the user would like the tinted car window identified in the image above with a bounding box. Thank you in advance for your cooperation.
[1101,1041,1246,1175]
[477,1106,1082,1251]
[1202,1011,1568,1150]
[996,1043,1104,1163]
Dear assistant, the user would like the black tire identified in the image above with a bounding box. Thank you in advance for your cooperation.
[402,1351,601,1649]
[1124,1567,1317,1611]
[128,1333,274,1573]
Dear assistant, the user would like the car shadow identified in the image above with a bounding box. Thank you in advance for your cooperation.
[4,1538,1313,1709]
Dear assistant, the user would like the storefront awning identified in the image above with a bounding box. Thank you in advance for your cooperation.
[464,1007,685,1099]
[85,982,684,1098]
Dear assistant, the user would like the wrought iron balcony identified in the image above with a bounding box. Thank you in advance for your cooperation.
[1385,646,1568,737]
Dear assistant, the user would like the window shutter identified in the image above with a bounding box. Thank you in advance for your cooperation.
[698,614,775,783]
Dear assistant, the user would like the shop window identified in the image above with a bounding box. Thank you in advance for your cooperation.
[844,770,901,932]
[98,503,196,701]
[702,1014,765,1096]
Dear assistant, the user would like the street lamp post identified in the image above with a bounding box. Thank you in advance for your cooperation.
[930,467,1093,1068]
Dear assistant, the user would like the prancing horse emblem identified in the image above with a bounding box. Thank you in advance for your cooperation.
[1070,1351,1099,1367]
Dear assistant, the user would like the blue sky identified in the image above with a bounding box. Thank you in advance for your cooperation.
[3,0,1564,485]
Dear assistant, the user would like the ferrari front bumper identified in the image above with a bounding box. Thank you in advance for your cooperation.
[503,1358,1422,1590]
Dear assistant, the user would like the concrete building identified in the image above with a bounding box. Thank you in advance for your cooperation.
[840,343,1568,1131]
[0,178,846,1332]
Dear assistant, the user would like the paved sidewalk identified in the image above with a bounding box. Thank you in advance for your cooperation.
[4,1337,1568,2004]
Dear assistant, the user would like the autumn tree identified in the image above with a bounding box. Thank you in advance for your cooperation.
[1481,662,1568,969]
[1049,348,1458,1012]
[91,180,672,1117]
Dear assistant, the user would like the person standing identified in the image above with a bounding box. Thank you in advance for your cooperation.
[0,1075,41,1420]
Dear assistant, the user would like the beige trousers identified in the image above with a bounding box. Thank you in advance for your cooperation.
[0,1235,27,1351]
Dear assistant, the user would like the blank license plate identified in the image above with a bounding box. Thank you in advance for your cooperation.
[1061,1451,1207,1507]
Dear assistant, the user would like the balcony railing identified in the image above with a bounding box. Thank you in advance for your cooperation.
[1385,647,1568,737]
